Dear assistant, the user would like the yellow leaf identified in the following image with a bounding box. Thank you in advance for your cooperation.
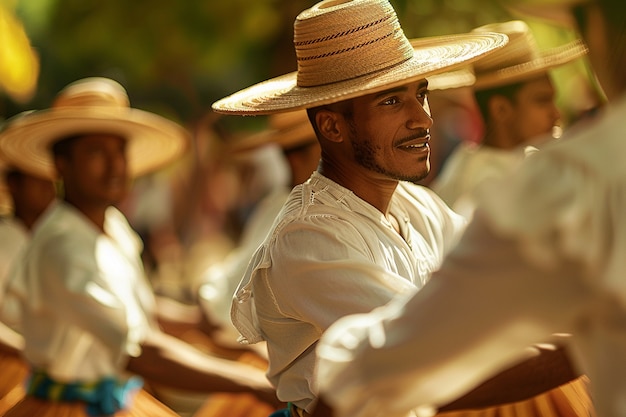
[0,4,39,102]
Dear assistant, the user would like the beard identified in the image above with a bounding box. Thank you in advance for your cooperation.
[347,118,430,184]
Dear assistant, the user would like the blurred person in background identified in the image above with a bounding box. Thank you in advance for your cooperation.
[432,19,588,218]
[0,77,282,417]
[0,161,55,328]
[0,158,54,416]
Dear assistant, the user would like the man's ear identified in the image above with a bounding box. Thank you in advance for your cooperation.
[488,95,513,122]
[315,109,344,143]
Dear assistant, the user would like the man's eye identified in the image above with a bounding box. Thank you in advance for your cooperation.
[418,90,430,100]
[381,97,398,105]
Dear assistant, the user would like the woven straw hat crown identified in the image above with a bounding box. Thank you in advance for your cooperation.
[0,77,189,180]
[52,77,131,109]
[293,0,412,88]
[212,0,509,115]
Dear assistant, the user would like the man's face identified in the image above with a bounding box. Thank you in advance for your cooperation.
[345,79,433,183]
[506,75,560,146]
[57,134,129,207]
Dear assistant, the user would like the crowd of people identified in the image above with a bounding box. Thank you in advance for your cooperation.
[0,0,623,416]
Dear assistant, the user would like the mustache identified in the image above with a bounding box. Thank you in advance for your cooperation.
[395,130,430,147]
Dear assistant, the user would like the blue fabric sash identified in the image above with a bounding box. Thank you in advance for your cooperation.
[27,370,143,416]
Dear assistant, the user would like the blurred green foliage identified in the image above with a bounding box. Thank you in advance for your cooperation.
[1,0,590,127]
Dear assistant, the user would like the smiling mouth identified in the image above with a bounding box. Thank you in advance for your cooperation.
[398,136,430,150]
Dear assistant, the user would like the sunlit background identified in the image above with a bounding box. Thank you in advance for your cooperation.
[0,0,598,127]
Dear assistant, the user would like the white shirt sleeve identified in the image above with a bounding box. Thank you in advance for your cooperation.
[315,211,593,417]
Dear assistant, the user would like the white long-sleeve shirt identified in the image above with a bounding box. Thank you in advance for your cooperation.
[231,171,466,412]
[10,202,157,382]
[0,216,30,329]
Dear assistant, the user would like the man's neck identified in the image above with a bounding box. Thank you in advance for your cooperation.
[317,165,397,214]
[64,198,108,233]
[13,209,42,231]
[481,128,518,150]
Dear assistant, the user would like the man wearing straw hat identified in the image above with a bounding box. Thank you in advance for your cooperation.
[0,77,282,417]
[209,0,583,415]
[314,0,626,417]
[432,19,588,217]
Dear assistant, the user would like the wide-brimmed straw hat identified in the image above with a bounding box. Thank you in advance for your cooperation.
[471,20,588,90]
[228,110,317,153]
[0,77,189,180]
[212,0,508,115]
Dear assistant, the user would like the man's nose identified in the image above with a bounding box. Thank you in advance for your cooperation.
[406,99,433,130]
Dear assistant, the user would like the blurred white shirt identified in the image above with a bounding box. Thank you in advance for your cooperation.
[10,202,157,382]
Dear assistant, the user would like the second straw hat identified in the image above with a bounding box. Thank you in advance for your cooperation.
[0,77,189,180]
[472,20,588,90]
[228,110,317,154]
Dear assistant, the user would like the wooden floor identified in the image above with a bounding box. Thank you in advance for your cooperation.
[436,376,595,417]
[192,393,277,417]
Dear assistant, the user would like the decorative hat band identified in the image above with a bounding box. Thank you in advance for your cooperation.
[294,0,413,87]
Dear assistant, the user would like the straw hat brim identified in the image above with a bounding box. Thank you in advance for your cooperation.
[474,39,588,90]
[0,107,189,180]
[228,121,316,154]
[212,32,508,115]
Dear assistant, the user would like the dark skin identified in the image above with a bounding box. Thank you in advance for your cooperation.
[5,169,55,230]
[311,345,578,416]
[315,80,432,215]
[481,75,560,150]
[53,133,283,408]
[306,80,579,416]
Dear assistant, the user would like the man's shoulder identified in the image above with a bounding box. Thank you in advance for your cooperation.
[30,204,91,249]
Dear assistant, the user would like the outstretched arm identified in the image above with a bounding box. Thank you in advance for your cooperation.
[126,329,283,408]
[438,344,579,411]
[315,210,594,417]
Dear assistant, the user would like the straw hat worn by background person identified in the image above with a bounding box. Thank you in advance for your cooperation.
[212,0,509,115]
[0,77,188,182]
[471,19,588,90]
[0,77,188,417]
[431,19,588,214]
[226,110,317,154]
